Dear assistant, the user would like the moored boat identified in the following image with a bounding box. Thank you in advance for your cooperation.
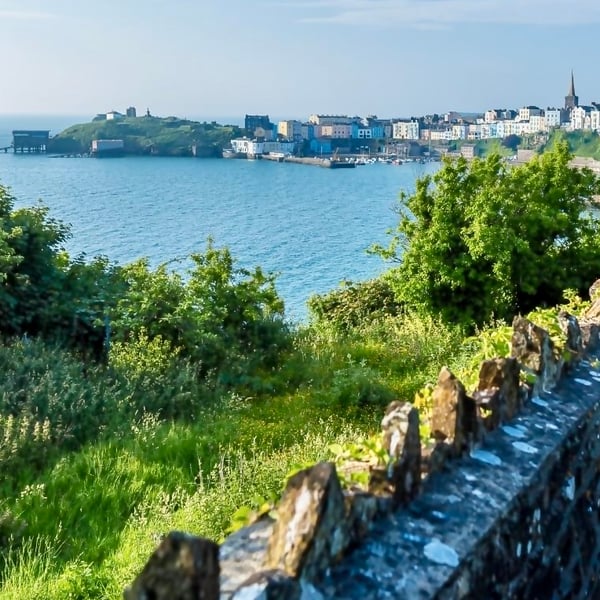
[222,148,242,159]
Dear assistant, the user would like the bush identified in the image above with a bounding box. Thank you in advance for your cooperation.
[373,141,600,327]
[307,277,402,330]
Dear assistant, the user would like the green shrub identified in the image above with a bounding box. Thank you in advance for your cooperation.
[373,141,600,327]
[307,277,401,330]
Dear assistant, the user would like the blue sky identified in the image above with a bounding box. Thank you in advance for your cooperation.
[1,0,599,121]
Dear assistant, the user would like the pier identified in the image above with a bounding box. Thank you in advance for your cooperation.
[261,154,356,168]
[12,130,50,153]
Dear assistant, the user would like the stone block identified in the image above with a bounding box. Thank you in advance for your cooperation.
[431,367,479,456]
[380,400,421,505]
[581,321,600,353]
[345,491,380,542]
[231,569,300,599]
[511,316,561,394]
[473,357,521,430]
[264,462,350,582]
[557,310,583,369]
[123,531,219,600]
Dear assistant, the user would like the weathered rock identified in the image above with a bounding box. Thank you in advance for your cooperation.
[264,462,350,582]
[220,518,273,596]
[380,400,421,505]
[231,569,300,600]
[473,357,521,430]
[368,466,393,496]
[557,311,584,370]
[589,278,600,302]
[345,491,380,542]
[424,441,453,476]
[511,316,562,394]
[431,367,479,456]
[123,531,219,600]
[580,321,600,353]
[581,284,600,352]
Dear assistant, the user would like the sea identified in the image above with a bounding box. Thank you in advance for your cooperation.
[0,115,439,322]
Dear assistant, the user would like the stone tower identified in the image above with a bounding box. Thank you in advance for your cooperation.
[565,70,579,111]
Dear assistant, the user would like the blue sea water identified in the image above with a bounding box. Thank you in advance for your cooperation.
[0,117,438,321]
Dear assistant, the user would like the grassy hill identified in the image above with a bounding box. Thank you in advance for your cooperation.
[48,116,243,157]
[540,129,600,160]
[442,129,600,161]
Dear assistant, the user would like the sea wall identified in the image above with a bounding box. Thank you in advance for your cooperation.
[124,295,600,599]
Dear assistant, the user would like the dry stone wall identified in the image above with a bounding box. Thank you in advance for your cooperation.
[124,294,600,600]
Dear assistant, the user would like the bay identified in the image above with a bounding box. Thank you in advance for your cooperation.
[0,134,438,321]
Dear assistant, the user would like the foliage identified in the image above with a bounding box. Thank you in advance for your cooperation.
[111,241,289,383]
[541,129,600,160]
[0,185,121,355]
[372,141,600,328]
[327,355,396,412]
[501,134,522,151]
[49,116,243,157]
[307,277,402,330]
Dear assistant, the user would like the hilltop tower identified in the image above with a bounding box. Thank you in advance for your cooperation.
[565,70,579,111]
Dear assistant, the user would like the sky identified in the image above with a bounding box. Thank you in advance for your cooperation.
[1,0,599,122]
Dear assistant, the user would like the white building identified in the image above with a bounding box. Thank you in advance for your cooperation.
[452,124,468,139]
[545,109,562,128]
[231,138,264,157]
[392,120,419,140]
[308,114,354,126]
[590,107,600,132]
[570,106,591,130]
[518,106,542,122]
[230,138,294,157]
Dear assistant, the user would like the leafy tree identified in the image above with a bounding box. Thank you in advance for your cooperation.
[501,134,521,151]
[372,141,600,327]
[111,240,288,381]
[0,184,123,357]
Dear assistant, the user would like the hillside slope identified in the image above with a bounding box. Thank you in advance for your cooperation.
[48,116,242,157]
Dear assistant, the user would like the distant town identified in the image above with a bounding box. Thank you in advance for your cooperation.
[222,71,597,162]
[8,73,599,164]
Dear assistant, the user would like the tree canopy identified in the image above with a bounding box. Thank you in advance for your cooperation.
[372,141,600,327]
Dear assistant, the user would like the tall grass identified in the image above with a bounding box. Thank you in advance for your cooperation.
[0,310,466,598]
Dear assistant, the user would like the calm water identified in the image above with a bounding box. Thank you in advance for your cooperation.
[0,119,438,321]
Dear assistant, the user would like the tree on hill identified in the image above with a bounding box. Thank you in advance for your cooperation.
[501,134,521,151]
[371,141,600,327]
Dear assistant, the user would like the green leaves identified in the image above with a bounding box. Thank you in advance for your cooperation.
[375,141,600,328]
[111,239,289,382]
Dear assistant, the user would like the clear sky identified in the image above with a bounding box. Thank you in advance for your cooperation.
[1,0,599,121]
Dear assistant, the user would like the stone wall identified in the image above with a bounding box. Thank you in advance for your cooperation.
[124,298,600,600]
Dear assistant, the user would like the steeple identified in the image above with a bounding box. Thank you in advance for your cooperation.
[565,70,579,111]
[568,70,576,96]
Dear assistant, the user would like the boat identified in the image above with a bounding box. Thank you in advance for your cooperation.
[222,148,242,159]
[326,159,356,169]
[324,148,356,169]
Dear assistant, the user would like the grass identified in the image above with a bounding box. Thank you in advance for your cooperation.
[0,310,465,598]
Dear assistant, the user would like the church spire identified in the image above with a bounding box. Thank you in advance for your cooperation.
[565,70,579,111]
[568,70,576,96]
